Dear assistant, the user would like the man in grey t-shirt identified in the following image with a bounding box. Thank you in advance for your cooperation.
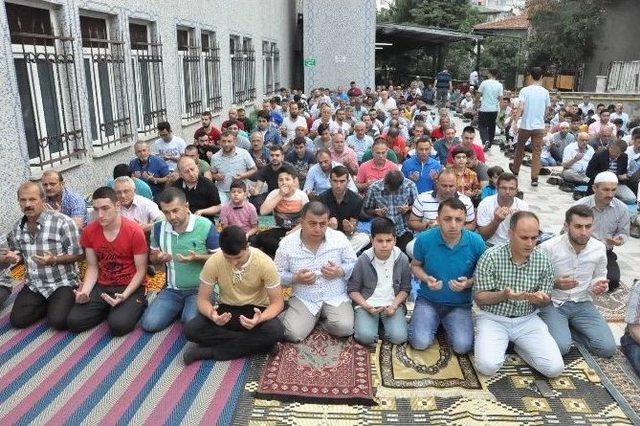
[477,68,503,151]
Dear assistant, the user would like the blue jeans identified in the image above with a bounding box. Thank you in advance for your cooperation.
[353,305,408,346]
[141,287,198,333]
[621,332,640,376]
[408,297,473,354]
[539,301,616,357]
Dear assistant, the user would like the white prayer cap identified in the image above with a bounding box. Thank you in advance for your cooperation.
[594,171,618,184]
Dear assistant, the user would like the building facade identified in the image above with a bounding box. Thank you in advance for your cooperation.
[0,0,296,234]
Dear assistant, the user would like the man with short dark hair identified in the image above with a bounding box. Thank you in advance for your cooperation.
[473,211,564,378]
[154,121,186,172]
[276,202,358,342]
[585,139,635,204]
[67,187,148,336]
[477,68,504,150]
[356,139,398,193]
[256,109,281,147]
[304,148,357,196]
[364,170,418,253]
[409,198,486,353]
[1,182,83,329]
[107,164,153,200]
[538,205,615,357]
[41,170,87,230]
[401,137,442,193]
[210,131,257,203]
[435,68,453,108]
[193,111,221,145]
[510,67,551,187]
[285,136,316,184]
[249,145,289,210]
[142,188,219,333]
[183,226,284,363]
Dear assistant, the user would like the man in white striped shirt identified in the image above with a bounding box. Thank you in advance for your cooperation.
[275,201,358,342]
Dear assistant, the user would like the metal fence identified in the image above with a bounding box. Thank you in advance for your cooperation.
[607,61,640,93]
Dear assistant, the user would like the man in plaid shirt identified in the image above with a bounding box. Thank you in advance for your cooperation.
[0,182,83,329]
[473,211,565,378]
[364,170,418,254]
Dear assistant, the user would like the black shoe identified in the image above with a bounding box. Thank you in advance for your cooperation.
[572,191,584,201]
[508,163,519,177]
[516,190,524,199]
[539,168,551,176]
[560,183,575,193]
[531,179,538,187]
[547,176,562,186]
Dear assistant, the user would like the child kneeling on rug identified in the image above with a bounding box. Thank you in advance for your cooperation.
[347,217,411,346]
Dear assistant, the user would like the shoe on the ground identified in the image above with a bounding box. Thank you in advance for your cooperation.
[560,183,575,193]
[516,190,524,200]
[547,176,563,185]
[522,159,532,167]
[572,191,584,201]
[539,168,552,176]
[531,179,538,187]
[508,163,519,177]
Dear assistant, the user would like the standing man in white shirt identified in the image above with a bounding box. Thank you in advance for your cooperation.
[153,121,186,172]
[510,67,550,187]
[477,173,529,246]
[477,69,504,151]
[275,201,358,342]
[538,205,615,357]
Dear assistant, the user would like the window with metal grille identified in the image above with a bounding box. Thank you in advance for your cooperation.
[230,35,244,104]
[177,28,202,121]
[129,22,166,135]
[273,44,280,91]
[80,15,132,150]
[243,38,256,102]
[202,31,222,113]
[7,2,86,171]
[263,41,273,95]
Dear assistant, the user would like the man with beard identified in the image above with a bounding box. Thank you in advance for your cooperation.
[210,131,257,204]
[281,101,307,143]
[304,148,357,197]
[193,128,218,162]
[194,110,221,144]
[249,145,290,210]
[538,205,615,357]
[41,170,87,229]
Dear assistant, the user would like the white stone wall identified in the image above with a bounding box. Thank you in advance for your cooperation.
[0,0,296,234]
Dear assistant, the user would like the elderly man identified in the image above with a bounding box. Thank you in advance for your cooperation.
[477,173,529,246]
[586,139,635,204]
[473,211,564,378]
[347,121,375,163]
[153,121,186,172]
[408,198,486,353]
[184,225,284,362]
[364,170,418,253]
[561,132,594,185]
[589,126,614,153]
[538,205,615,357]
[401,137,442,194]
[172,156,221,220]
[67,187,148,336]
[41,170,87,229]
[549,122,576,164]
[319,165,370,253]
[210,131,257,203]
[276,202,358,342]
[142,188,219,333]
[310,103,340,138]
[356,139,398,194]
[0,182,83,329]
[574,171,630,292]
[434,126,459,166]
[129,140,172,197]
[248,131,270,172]
[304,148,357,197]
[588,109,616,137]
[329,132,359,175]
[114,176,164,233]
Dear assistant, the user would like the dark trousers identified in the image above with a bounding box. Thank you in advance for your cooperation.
[621,332,640,376]
[549,145,563,164]
[67,285,147,336]
[397,231,414,255]
[252,228,288,258]
[0,286,10,307]
[184,304,284,360]
[478,111,498,146]
[10,285,75,330]
[606,250,620,290]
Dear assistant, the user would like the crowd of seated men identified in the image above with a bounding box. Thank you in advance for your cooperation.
[1,73,639,379]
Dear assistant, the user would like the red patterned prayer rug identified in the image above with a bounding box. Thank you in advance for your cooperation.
[256,329,375,404]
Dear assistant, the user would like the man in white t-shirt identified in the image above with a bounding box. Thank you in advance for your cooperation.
[374,90,397,115]
[281,101,307,142]
[510,67,550,187]
[477,69,504,150]
[477,173,529,246]
[153,121,186,171]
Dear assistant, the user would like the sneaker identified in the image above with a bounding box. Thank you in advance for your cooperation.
[547,176,562,186]
[539,168,552,176]
[531,179,538,187]
[508,163,519,177]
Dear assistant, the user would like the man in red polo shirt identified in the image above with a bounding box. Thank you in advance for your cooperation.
[194,111,222,144]
[356,138,398,194]
[67,186,148,336]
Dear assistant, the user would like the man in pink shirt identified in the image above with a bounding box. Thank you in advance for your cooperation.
[330,132,359,175]
[356,139,398,194]
[588,110,616,137]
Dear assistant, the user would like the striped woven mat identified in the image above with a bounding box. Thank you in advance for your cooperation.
[0,288,250,425]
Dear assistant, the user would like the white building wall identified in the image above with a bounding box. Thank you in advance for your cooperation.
[0,0,296,234]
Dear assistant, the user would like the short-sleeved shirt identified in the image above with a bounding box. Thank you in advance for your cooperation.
[173,176,221,217]
[265,189,309,229]
[478,79,504,112]
[107,177,154,200]
[220,200,258,233]
[518,84,550,130]
[118,195,164,225]
[318,189,363,233]
[80,217,148,286]
[151,214,219,290]
[357,159,398,185]
[474,243,554,317]
[285,150,316,180]
[412,190,475,223]
[435,71,452,89]
[47,188,87,224]
[477,195,529,246]
[153,136,187,171]
[200,247,280,307]
[413,228,486,307]
[346,134,374,162]
[129,155,171,195]
[401,155,442,193]
[210,147,256,193]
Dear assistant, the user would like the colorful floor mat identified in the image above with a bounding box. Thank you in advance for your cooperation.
[234,347,632,425]
[0,292,249,424]
[257,329,374,404]
[593,281,630,322]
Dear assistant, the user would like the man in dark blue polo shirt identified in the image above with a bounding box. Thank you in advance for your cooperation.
[408,197,486,354]
[129,140,172,197]
[435,68,453,108]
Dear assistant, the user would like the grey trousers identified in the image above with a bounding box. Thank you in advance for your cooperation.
[280,296,354,342]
